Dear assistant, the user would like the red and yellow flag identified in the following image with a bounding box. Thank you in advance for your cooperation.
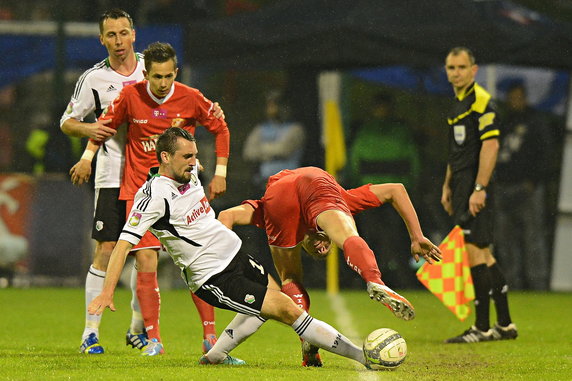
[416,226,474,321]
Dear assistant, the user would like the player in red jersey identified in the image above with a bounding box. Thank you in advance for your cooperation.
[84,41,232,356]
[218,166,441,366]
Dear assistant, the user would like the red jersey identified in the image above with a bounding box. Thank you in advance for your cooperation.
[95,81,230,200]
[243,167,381,247]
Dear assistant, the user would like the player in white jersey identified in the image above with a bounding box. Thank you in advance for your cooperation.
[60,9,222,356]
[87,127,381,369]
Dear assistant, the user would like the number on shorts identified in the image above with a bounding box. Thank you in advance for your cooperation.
[249,258,265,275]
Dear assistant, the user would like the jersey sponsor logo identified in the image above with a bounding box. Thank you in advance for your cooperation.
[185,196,212,224]
[140,135,160,152]
[95,220,104,231]
[171,117,186,128]
[453,125,466,145]
[153,108,167,119]
[65,102,74,114]
[122,80,137,87]
[244,294,256,304]
[106,84,117,92]
[133,118,149,124]
[128,212,142,226]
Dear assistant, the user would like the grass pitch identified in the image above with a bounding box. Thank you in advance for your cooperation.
[1,288,570,380]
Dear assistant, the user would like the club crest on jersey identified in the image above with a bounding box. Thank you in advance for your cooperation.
[129,212,142,226]
[244,294,256,304]
[65,102,74,114]
[453,125,466,145]
[190,173,198,186]
[153,108,167,119]
[171,118,186,128]
[95,220,104,231]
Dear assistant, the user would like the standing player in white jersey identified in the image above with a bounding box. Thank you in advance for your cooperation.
[87,128,381,369]
[60,9,222,355]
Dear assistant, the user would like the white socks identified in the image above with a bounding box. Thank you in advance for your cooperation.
[206,310,365,365]
[129,263,145,333]
[83,265,105,339]
[291,311,365,364]
[205,313,265,363]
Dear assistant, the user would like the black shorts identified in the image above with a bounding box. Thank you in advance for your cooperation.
[91,188,126,242]
[194,252,269,316]
[451,169,494,247]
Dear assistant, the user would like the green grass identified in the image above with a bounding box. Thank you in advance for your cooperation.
[1,288,571,380]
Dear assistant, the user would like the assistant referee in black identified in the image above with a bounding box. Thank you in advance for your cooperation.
[441,47,517,344]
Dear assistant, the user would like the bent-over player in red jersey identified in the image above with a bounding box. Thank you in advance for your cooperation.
[217,166,441,366]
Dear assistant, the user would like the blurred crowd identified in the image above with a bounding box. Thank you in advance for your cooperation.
[0,0,565,291]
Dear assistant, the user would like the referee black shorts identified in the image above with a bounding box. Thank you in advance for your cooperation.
[451,169,495,247]
[91,187,126,242]
[194,252,269,316]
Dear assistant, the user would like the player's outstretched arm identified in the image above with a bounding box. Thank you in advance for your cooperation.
[369,183,441,263]
[217,204,255,229]
[88,239,133,315]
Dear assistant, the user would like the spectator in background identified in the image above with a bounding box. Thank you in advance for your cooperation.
[495,81,551,290]
[243,89,305,197]
[348,92,421,288]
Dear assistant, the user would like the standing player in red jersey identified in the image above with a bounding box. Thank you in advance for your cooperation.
[83,41,233,356]
[217,166,441,366]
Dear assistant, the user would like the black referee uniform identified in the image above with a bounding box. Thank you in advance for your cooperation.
[447,81,500,247]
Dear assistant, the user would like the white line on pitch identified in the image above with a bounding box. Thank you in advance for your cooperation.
[327,293,378,381]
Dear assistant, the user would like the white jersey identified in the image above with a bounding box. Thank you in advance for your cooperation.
[60,53,145,188]
[119,167,241,291]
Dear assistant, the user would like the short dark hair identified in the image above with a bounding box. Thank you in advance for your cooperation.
[447,46,476,65]
[156,127,195,163]
[99,9,134,34]
[143,42,178,72]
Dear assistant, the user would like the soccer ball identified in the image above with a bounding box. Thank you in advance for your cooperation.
[363,328,407,370]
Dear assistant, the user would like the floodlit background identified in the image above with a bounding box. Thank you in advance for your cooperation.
[1,0,571,292]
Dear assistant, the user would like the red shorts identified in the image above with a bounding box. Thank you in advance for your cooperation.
[126,199,161,252]
[254,167,381,248]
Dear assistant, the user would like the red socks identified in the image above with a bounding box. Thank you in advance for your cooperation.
[281,281,310,311]
[137,272,161,342]
[191,291,217,338]
[342,236,382,284]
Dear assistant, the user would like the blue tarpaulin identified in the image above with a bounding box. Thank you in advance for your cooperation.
[1,25,183,86]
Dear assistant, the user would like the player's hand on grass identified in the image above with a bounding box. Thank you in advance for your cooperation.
[88,119,116,141]
[411,236,442,264]
[208,176,226,201]
[69,160,92,185]
[88,294,116,315]
[212,102,225,119]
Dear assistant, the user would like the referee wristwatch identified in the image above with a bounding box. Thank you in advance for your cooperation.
[474,183,487,192]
